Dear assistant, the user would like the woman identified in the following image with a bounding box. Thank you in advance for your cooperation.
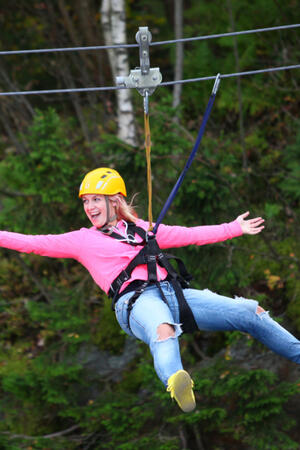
[0,167,299,413]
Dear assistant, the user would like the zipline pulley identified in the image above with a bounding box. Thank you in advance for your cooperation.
[116,26,162,113]
[136,27,151,75]
[116,27,162,230]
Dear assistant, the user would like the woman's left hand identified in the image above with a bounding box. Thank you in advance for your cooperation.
[236,211,265,235]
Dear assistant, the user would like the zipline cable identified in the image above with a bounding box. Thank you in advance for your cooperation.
[0,64,299,97]
[152,23,300,46]
[160,64,300,86]
[0,24,298,230]
[0,23,299,55]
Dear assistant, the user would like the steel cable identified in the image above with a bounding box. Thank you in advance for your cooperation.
[0,64,299,97]
[0,23,298,55]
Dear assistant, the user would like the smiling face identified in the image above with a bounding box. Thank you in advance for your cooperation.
[81,194,117,228]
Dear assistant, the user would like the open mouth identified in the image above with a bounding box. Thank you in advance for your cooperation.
[91,212,101,219]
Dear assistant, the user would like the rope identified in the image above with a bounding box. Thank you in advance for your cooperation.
[0,64,299,97]
[0,23,298,55]
[144,111,153,231]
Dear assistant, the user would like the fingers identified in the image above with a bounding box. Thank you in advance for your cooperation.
[248,221,265,234]
[237,212,265,235]
[249,217,265,226]
[240,211,250,219]
[241,214,265,235]
[248,226,265,234]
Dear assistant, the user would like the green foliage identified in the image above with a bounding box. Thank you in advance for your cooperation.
[182,0,300,121]
[0,1,299,448]
[279,130,300,202]
[91,296,127,354]
[0,108,84,233]
[166,362,299,450]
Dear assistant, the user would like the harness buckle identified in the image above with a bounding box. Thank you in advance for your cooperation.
[117,271,129,286]
[146,254,156,262]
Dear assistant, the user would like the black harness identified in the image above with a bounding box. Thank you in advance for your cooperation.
[104,222,198,334]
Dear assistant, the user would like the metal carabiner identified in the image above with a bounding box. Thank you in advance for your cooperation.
[143,89,149,115]
[212,73,221,95]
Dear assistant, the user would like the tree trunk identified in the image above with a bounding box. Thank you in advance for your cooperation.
[172,0,183,112]
[57,0,98,109]
[226,0,247,171]
[100,0,137,146]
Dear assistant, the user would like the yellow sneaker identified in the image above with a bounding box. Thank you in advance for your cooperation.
[167,370,196,412]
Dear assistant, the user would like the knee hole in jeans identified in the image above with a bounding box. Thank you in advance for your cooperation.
[157,323,176,341]
[256,305,265,315]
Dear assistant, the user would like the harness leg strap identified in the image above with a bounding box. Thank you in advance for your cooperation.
[126,281,149,330]
[170,279,198,334]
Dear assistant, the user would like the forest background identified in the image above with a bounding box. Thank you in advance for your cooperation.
[0,0,299,449]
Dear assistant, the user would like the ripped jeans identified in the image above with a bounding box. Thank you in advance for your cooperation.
[115,281,300,385]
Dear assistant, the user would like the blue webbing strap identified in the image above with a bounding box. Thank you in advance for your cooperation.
[153,73,221,235]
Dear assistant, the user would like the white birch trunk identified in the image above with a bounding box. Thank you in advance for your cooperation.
[172,0,183,110]
[101,0,137,146]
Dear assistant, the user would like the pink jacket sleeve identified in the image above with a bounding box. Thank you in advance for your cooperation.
[0,229,85,259]
[153,219,243,249]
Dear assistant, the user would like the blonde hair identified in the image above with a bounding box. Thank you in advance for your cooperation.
[109,194,138,223]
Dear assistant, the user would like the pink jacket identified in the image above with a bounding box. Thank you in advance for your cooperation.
[0,219,243,294]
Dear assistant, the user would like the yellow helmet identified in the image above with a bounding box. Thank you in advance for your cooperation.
[79,168,127,197]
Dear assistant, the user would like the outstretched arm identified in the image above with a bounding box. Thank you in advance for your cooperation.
[0,229,84,259]
[236,211,265,235]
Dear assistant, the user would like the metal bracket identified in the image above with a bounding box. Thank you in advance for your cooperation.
[116,68,162,96]
[136,26,151,75]
[115,26,162,113]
